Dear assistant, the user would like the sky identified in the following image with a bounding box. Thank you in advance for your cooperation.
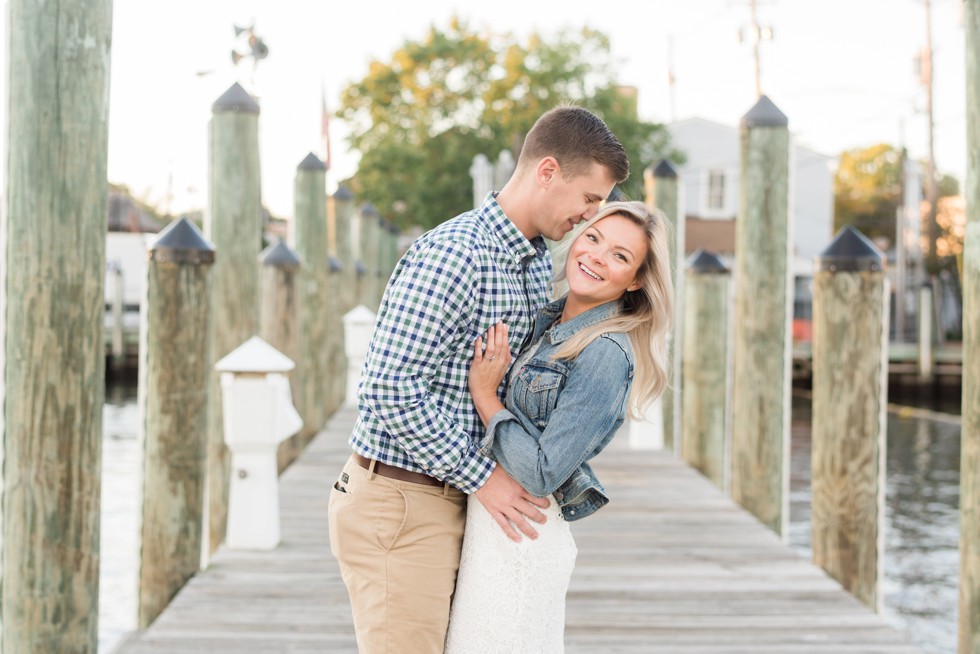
[0,0,969,220]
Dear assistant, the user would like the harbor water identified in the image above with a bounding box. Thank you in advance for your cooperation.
[99,383,961,653]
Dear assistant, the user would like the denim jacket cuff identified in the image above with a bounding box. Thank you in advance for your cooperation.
[478,408,519,457]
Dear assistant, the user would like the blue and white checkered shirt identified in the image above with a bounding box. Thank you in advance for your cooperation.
[350,194,552,493]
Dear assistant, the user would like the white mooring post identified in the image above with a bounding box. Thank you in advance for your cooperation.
[344,305,377,407]
[215,336,303,550]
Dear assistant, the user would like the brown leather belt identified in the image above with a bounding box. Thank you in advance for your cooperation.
[353,453,443,487]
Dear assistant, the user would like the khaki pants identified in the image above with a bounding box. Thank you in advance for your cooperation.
[328,454,467,654]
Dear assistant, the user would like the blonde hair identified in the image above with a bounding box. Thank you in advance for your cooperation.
[551,200,674,418]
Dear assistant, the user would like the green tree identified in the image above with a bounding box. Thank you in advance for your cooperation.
[833,143,903,244]
[336,17,677,230]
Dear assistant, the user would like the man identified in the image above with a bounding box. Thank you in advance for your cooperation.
[328,105,629,653]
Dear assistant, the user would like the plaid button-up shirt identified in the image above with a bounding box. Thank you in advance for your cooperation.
[350,194,552,493]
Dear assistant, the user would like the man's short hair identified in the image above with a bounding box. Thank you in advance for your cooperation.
[518,105,629,184]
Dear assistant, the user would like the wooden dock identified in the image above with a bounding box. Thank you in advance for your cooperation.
[114,407,924,654]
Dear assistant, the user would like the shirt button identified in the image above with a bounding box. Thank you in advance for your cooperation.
[555,492,563,501]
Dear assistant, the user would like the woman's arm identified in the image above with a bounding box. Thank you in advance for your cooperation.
[480,336,632,497]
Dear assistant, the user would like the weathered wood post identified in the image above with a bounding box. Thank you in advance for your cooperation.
[918,281,935,383]
[811,226,888,612]
[259,239,302,470]
[205,82,262,554]
[681,250,730,490]
[359,203,380,308]
[327,254,347,413]
[138,218,216,627]
[109,263,126,369]
[333,186,357,313]
[1,1,113,649]
[645,159,683,452]
[959,1,980,650]
[291,153,329,447]
[730,96,792,539]
[331,186,357,409]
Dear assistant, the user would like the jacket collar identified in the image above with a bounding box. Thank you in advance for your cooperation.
[539,297,623,345]
[477,192,546,267]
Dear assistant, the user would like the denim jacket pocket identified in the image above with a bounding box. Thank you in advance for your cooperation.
[515,365,565,428]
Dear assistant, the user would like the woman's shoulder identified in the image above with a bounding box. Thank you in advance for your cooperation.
[579,331,633,369]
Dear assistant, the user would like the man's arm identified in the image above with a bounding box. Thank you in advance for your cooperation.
[358,239,494,492]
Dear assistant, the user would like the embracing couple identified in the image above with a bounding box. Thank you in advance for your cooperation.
[328,105,673,653]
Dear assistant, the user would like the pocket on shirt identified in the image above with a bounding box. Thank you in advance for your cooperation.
[516,366,565,428]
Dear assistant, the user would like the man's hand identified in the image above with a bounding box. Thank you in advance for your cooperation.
[474,466,550,542]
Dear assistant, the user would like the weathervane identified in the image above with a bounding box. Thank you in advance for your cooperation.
[231,23,269,83]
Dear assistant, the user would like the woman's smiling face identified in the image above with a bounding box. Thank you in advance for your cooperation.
[564,213,647,310]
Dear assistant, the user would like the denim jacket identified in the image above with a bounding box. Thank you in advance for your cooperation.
[479,297,634,521]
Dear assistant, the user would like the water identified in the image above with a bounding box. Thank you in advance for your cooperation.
[789,393,960,654]
[97,383,962,653]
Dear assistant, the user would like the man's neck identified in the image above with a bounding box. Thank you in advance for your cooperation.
[495,185,539,242]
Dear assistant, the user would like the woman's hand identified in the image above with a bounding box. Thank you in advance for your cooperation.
[469,322,512,402]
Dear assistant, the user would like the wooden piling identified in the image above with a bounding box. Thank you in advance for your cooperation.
[291,153,329,446]
[359,204,380,309]
[259,239,302,470]
[1,0,112,649]
[730,96,792,539]
[205,82,262,555]
[681,250,730,490]
[811,226,888,612]
[110,265,126,369]
[330,186,357,408]
[647,160,682,452]
[918,282,936,383]
[138,218,216,627]
[333,186,357,313]
[960,1,980,650]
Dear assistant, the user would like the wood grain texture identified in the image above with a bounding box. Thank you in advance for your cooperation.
[731,123,792,539]
[206,107,263,554]
[115,410,924,654]
[961,2,980,651]
[811,270,888,611]
[292,165,329,447]
[652,174,681,452]
[2,0,113,650]
[682,272,730,489]
[258,263,301,471]
[139,260,213,627]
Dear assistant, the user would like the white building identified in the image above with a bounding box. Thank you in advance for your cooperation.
[666,117,836,276]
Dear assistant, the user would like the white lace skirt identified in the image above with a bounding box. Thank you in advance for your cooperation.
[444,494,577,654]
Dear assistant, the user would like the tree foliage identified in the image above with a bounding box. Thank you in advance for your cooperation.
[834,143,961,260]
[336,17,677,230]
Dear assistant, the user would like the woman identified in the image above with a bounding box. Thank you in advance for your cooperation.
[444,201,673,652]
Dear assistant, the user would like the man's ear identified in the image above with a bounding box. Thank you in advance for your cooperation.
[536,157,559,186]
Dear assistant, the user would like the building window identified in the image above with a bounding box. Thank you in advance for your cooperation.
[707,170,725,210]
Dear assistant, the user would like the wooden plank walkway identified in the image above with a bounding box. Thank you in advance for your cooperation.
[114,406,924,653]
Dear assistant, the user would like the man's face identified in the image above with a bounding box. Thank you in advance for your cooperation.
[535,161,617,241]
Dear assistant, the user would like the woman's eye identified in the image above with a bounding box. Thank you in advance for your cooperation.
[586,233,597,242]
[615,253,628,262]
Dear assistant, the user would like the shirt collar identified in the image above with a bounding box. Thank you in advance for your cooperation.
[540,297,624,345]
[478,192,547,267]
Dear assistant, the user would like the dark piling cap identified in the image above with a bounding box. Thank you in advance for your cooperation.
[816,225,884,273]
[741,95,788,128]
[328,256,343,272]
[355,260,367,275]
[361,203,379,217]
[150,217,216,264]
[212,82,260,115]
[260,239,301,269]
[687,248,729,274]
[298,152,326,171]
[653,159,678,179]
[333,186,354,201]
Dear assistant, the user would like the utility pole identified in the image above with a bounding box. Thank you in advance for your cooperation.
[921,0,941,274]
[738,0,773,99]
